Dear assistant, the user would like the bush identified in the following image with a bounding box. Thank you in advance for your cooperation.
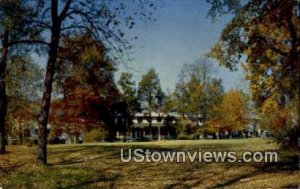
[84,129,106,143]
[176,119,200,139]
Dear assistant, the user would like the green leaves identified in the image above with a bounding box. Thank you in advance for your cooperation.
[137,68,164,112]
[118,72,139,115]
[173,58,224,122]
[6,56,43,101]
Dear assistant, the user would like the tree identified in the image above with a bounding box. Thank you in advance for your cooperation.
[117,72,139,139]
[173,71,190,118]
[259,93,299,149]
[207,0,300,148]
[176,118,200,140]
[49,34,119,142]
[173,58,223,125]
[208,90,250,137]
[0,0,42,153]
[137,68,164,138]
[6,56,43,144]
[6,57,43,101]
[29,0,155,164]
[160,90,175,113]
[118,72,139,116]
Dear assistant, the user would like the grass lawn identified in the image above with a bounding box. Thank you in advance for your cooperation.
[0,138,299,189]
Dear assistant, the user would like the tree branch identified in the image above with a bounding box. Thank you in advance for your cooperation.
[9,40,50,47]
[254,35,289,57]
[29,20,52,29]
[61,25,88,31]
[59,0,73,20]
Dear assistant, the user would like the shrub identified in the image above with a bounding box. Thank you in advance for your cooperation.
[83,129,106,143]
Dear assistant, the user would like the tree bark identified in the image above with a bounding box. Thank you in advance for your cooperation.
[19,121,23,145]
[37,21,60,164]
[0,29,9,154]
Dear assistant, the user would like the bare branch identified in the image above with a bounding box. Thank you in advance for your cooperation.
[59,0,73,20]
[30,20,51,29]
[61,25,88,31]
[9,40,50,47]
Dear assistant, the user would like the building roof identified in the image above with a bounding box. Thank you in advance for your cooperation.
[134,111,179,118]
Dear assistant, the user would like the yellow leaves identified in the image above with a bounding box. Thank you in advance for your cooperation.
[207,43,226,66]
[210,43,222,57]
[261,98,278,114]
[243,48,252,56]
[259,63,268,70]
[80,47,102,64]
[209,90,249,131]
[209,0,299,139]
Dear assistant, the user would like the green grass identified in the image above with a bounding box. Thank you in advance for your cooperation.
[0,138,299,189]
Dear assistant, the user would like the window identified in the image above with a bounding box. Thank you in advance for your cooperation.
[157,117,162,122]
[137,117,143,123]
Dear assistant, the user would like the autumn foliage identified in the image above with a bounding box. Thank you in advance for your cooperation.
[49,35,120,140]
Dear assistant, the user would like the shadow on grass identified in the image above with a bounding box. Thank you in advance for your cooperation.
[163,156,299,189]
[163,163,206,189]
[51,153,117,166]
[281,183,300,189]
[0,163,25,174]
[51,146,179,166]
[209,159,299,189]
[59,173,121,189]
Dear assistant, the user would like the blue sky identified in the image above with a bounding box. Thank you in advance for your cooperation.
[34,0,245,92]
[116,0,245,91]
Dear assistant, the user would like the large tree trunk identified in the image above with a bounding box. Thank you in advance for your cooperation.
[36,0,62,164]
[0,29,9,154]
[37,24,60,164]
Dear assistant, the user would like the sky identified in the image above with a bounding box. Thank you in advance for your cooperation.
[116,0,245,91]
[33,0,245,92]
